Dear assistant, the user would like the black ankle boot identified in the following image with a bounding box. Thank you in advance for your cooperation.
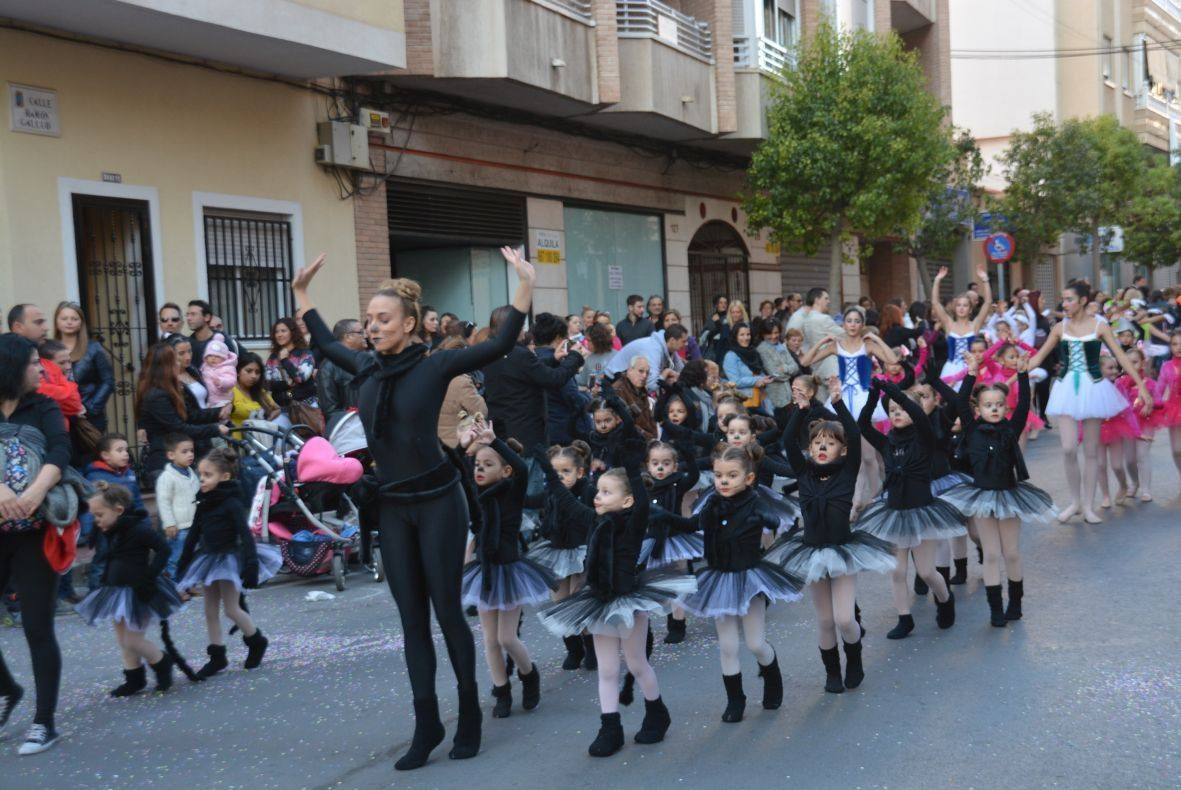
[149,654,174,692]
[758,653,783,710]
[913,574,929,595]
[243,629,268,670]
[1005,579,1023,621]
[582,634,597,671]
[561,636,584,670]
[619,672,636,706]
[976,543,984,565]
[721,673,746,722]
[663,614,686,644]
[854,601,866,637]
[491,682,512,718]
[887,614,915,640]
[950,557,968,585]
[588,712,624,757]
[936,566,951,588]
[518,664,541,711]
[110,666,147,697]
[196,644,228,679]
[395,696,446,770]
[448,686,482,760]
[634,696,671,743]
[843,640,865,689]
[820,647,844,693]
[935,591,956,629]
[985,584,1007,627]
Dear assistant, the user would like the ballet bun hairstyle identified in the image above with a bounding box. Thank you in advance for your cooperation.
[599,467,634,497]
[90,481,133,512]
[375,277,423,332]
[549,440,592,472]
[200,447,239,478]
[971,381,1010,404]
[1064,280,1092,304]
[711,442,763,474]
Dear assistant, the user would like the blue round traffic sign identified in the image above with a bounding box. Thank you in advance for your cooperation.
[983,232,1015,264]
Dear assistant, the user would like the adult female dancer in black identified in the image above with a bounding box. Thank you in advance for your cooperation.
[292,247,536,771]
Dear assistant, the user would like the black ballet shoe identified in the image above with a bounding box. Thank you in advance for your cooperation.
[518,665,541,711]
[491,682,512,718]
[843,640,865,689]
[243,629,268,670]
[582,634,598,671]
[448,686,482,760]
[663,614,686,644]
[588,713,624,757]
[721,673,746,723]
[985,584,1007,627]
[935,591,956,629]
[854,601,866,637]
[110,666,147,697]
[913,575,929,596]
[936,565,951,588]
[886,614,915,640]
[1005,579,1023,621]
[395,696,446,770]
[759,653,783,710]
[149,654,174,692]
[465,605,478,617]
[561,636,584,670]
[820,647,844,694]
[196,644,228,679]
[634,696,671,744]
[619,672,635,706]
[950,557,968,585]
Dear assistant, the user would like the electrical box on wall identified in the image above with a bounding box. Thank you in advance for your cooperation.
[359,107,391,132]
[315,121,369,169]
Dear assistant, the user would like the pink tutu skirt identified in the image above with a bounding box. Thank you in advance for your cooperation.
[1020,410,1045,435]
[1100,409,1139,445]
[1158,397,1181,429]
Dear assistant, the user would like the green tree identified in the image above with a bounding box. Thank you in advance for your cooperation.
[744,22,950,303]
[1122,161,1181,270]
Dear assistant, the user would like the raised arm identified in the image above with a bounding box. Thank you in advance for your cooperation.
[956,372,978,432]
[857,381,887,452]
[490,438,529,481]
[1026,321,1064,370]
[832,397,860,469]
[1010,365,1031,434]
[864,333,898,366]
[928,266,954,328]
[882,379,933,445]
[781,405,808,474]
[798,335,837,368]
[970,266,993,334]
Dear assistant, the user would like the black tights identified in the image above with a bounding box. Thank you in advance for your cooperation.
[378,488,477,700]
[0,531,61,728]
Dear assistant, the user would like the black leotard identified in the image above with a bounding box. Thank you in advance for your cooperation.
[858,380,935,508]
[956,372,1031,490]
[783,400,861,547]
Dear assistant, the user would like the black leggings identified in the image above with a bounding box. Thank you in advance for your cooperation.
[378,487,477,700]
[0,530,61,728]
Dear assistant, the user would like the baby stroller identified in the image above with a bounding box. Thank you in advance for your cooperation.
[236,423,365,591]
[326,411,384,584]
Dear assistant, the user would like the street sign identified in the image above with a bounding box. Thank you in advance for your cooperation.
[983,232,1015,264]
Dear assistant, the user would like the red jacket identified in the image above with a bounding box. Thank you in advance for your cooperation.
[39,359,84,420]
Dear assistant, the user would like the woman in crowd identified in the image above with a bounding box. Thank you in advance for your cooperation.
[755,319,798,419]
[662,310,702,362]
[722,322,773,404]
[578,322,618,393]
[52,302,114,432]
[612,356,658,440]
[165,335,208,410]
[136,343,228,480]
[265,317,320,429]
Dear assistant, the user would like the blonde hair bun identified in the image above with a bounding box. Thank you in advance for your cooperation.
[377,277,422,302]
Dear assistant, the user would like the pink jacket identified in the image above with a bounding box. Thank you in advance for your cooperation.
[201,350,239,408]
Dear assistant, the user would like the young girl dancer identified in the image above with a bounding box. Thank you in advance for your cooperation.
[640,439,702,644]
[1157,331,1181,483]
[1097,357,1137,508]
[764,378,895,693]
[930,265,993,384]
[928,376,977,584]
[75,483,193,695]
[681,444,802,722]
[176,448,282,677]
[855,380,964,638]
[1114,348,1162,502]
[527,441,596,669]
[942,357,1056,626]
[538,399,696,758]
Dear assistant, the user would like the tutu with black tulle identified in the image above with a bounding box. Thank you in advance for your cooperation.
[177,543,283,592]
[75,577,185,632]
[680,562,802,617]
[639,531,704,568]
[526,540,587,579]
[537,566,698,637]
[853,498,967,550]
[461,558,558,611]
[940,481,1056,522]
[764,531,896,583]
[931,471,970,495]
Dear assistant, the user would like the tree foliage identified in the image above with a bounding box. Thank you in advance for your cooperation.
[1122,162,1181,270]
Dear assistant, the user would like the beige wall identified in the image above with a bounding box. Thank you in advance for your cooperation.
[0,29,360,324]
[291,0,406,31]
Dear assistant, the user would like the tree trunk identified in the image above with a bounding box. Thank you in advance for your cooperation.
[1091,219,1103,290]
[915,253,935,303]
[828,221,843,306]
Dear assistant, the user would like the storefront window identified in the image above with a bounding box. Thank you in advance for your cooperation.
[564,207,664,321]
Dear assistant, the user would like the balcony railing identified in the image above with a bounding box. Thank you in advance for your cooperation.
[1136,88,1181,116]
[1150,0,1181,23]
[733,35,791,75]
[533,0,595,24]
[617,0,713,63]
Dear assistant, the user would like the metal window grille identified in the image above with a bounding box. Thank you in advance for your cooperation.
[203,211,294,341]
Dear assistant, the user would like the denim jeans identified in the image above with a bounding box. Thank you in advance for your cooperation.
[166,530,188,578]
[86,530,108,590]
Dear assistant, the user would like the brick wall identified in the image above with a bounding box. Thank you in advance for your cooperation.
[593,0,621,104]
[403,0,434,75]
[353,179,390,318]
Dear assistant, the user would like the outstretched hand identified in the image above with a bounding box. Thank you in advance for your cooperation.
[935,265,949,280]
[292,253,326,293]
[500,246,536,285]
[827,376,842,403]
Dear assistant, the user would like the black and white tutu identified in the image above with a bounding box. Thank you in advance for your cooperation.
[931,471,971,496]
[537,566,698,637]
[639,531,704,568]
[940,481,1056,522]
[764,531,896,583]
[461,558,558,611]
[74,577,185,632]
[681,562,803,617]
[853,498,967,550]
[526,540,587,579]
[177,543,283,592]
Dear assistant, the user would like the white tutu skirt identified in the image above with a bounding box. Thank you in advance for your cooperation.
[526,540,587,579]
[941,482,1056,522]
[177,544,283,592]
[1045,375,1128,421]
[764,532,897,583]
[461,558,557,611]
[537,567,698,637]
[932,471,971,496]
[681,562,803,618]
[75,578,185,632]
[639,532,704,568]
[854,498,967,549]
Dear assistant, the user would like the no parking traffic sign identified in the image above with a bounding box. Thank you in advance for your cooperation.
[983,232,1015,264]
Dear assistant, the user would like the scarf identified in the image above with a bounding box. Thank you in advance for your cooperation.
[356,344,428,439]
[731,340,764,375]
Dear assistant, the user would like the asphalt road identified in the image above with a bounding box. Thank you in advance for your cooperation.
[2,434,1179,789]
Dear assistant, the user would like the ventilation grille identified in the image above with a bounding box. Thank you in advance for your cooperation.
[387,181,527,243]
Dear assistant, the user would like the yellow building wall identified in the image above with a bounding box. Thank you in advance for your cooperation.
[0,28,361,324]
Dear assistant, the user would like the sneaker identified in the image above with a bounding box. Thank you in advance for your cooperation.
[1,685,23,736]
[18,723,61,755]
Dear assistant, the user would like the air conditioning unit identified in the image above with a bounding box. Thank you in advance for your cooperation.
[315,121,369,169]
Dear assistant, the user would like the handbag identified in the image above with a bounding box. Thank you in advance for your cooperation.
[288,400,325,435]
[743,386,764,410]
[43,521,80,574]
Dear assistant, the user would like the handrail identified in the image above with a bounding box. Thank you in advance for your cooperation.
[733,35,791,75]
[616,0,713,63]
[531,0,595,24]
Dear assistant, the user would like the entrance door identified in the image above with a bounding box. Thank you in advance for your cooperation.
[72,196,156,447]
[688,221,750,334]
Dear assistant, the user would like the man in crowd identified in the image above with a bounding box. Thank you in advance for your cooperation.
[532,312,591,444]
[317,318,367,433]
[646,295,665,329]
[186,299,237,360]
[158,302,184,340]
[786,287,840,385]
[616,294,654,345]
[604,322,688,391]
[7,303,48,342]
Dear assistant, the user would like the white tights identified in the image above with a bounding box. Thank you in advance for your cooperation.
[810,575,861,650]
[204,580,256,644]
[478,606,533,686]
[114,621,163,670]
[1056,416,1102,522]
[713,597,774,675]
[890,541,950,616]
[594,613,658,714]
[1096,440,1128,506]
[974,516,1021,586]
